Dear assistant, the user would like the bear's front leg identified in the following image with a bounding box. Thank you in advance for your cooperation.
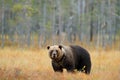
[52,61,63,72]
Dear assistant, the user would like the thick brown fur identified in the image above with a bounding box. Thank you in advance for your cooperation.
[47,45,91,74]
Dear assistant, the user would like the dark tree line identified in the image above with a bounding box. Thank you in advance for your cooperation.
[0,0,120,49]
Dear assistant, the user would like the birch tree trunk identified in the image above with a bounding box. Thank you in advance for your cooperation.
[77,0,81,41]
[80,0,86,43]
[39,0,46,48]
[90,0,94,42]
[1,0,5,48]
[25,1,31,47]
[57,0,62,44]
[107,0,112,47]
[52,0,56,45]
[77,0,85,42]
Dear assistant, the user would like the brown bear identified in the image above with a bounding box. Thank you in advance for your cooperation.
[47,45,91,74]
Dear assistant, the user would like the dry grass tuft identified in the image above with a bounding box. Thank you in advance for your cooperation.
[0,47,120,80]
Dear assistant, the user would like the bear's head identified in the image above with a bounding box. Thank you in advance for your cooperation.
[47,45,64,61]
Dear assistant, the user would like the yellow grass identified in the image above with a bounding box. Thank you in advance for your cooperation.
[0,47,120,80]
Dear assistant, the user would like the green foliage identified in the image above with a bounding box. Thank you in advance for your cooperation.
[4,0,13,6]
[12,3,38,17]
[12,3,23,13]
[8,19,17,28]
[116,1,120,15]
[24,5,37,17]
[46,21,52,30]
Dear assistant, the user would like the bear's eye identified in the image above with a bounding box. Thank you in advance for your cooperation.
[50,50,53,54]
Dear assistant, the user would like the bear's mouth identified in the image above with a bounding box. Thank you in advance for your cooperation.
[51,54,58,59]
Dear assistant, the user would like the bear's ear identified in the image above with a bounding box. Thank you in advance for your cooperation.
[58,45,62,50]
[47,46,50,50]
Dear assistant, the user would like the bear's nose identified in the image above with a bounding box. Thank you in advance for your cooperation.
[53,52,56,55]
[53,54,56,56]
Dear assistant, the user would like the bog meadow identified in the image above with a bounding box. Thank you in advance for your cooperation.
[0,46,120,80]
[0,0,120,80]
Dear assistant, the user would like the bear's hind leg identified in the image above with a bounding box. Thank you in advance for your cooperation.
[85,66,91,74]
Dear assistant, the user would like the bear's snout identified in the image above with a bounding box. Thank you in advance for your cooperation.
[51,51,58,59]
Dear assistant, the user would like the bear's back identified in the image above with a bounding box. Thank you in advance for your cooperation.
[70,45,90,58]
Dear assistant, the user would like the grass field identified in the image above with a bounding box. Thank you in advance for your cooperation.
[0,47,120,80]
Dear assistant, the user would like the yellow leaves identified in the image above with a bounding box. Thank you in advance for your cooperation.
[46,21,52,30]
[24,5,34,17]
[12,4,22,12]
[12,3,37,17]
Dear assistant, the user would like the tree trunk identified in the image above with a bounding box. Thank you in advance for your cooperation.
[39,0,46,48]
[57,0,62,44]
[90,0,94,42]
[52,0,56,45]
[1,0,5,48]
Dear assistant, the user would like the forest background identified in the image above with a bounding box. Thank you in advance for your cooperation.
[0,0,120,49]
[0,0,120,80]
